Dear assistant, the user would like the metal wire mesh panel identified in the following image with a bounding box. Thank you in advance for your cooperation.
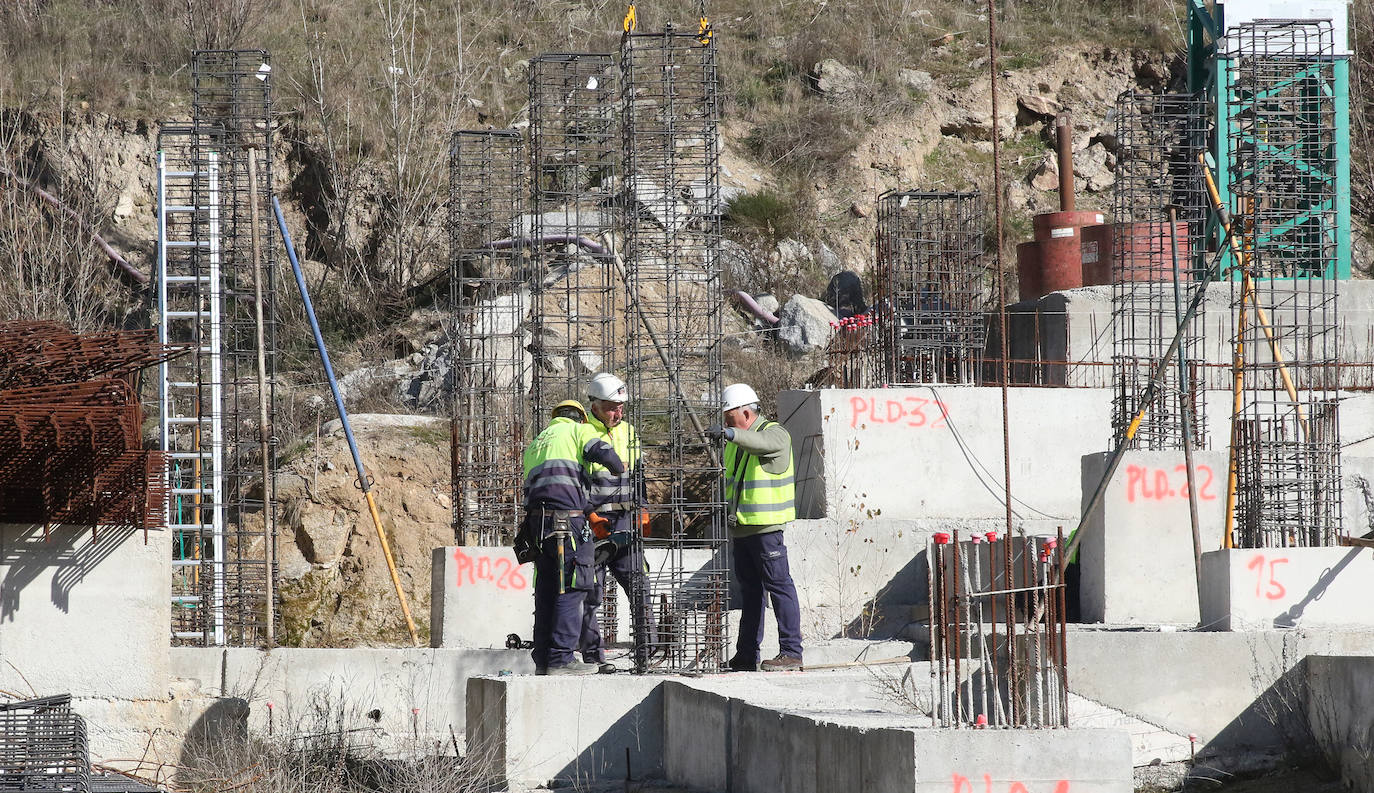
[1110,92,1209,450]
[0,695,89,792]
[622,25,729,674]
[874,191,986,385]
[1225,21,1342,548]
[449,130,529,546]
[928,532,1068,729]
[176,49,277,645]
[528,54,619,419]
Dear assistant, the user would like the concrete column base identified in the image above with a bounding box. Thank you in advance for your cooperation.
[1201,547,1374,631]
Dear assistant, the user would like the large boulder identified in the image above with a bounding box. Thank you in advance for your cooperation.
[812,59,860,99]
[777,295,838,355]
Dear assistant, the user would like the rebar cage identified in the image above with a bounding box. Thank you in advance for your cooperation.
[0,695,89,791]
[928,532,1069,729]
[448,130,529,546]
[528,54,620,420]
[1110,92,1209,451]
[161,49,278,646]
[1224,20,1342,548]
[874,191,986,385]
[621,24,729,674]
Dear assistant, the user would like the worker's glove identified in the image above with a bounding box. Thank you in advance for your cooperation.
[588,511,611,540]
[705,424,735,441]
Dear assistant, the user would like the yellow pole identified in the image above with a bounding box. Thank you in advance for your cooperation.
[365,490,420,646]
[1199,159,1309,439]
[1223,294,1246,549]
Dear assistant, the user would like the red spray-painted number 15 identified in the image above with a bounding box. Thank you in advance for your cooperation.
[1246,555,1288,600]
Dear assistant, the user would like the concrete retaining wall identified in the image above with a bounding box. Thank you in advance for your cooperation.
[1306,655,1374,793]
[1005,283,1374,388]
[470,671,1132,793]
[0,523,173,761]
[1068,629,1374,765]
[1201,547,1374,631]
[0,523,170,699]
[661,678,1132,793]
[172,646,531,756]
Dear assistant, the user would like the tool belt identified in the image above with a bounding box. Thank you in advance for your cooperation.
[531,507,583,520]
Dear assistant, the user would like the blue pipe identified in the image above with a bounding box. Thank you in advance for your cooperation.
[271,197,372,492]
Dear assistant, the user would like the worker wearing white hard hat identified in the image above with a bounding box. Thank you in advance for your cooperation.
[707,383,804,672]
[579,372,654,672]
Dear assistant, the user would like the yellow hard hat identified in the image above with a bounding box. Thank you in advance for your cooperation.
[552,399,588,421]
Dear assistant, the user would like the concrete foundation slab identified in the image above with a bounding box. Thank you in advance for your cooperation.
[1079,450,1227,625]
[1201,547,1374,631]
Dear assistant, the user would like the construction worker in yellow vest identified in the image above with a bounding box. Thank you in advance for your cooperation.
[707,382,803,672]
[578,372,654,672]
[522,399,625,675]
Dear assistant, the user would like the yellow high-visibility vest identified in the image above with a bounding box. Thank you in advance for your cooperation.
[724,420,796,525]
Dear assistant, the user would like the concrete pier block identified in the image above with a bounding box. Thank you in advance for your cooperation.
[466,674,664,790]
[1201,547,1374,631]
[1079,450,1227,625]
[431,546,534,648]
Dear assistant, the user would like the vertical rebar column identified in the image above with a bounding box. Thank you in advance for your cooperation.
[1110,92,1209,449]
[874,192,986,385]
[622,24,728,673]
[528,54,619,419]
[189,49,277,646]
[1226,21,1342,548]
[449,130,528,546]
[929,535,1067,728]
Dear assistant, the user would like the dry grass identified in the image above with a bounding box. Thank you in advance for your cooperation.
[176,695,496,793]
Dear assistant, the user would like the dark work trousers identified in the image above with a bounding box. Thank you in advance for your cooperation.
[531,512,594,670]
[732,529,803,663]
[580,513,654,664]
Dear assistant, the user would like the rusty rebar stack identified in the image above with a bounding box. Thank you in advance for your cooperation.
[0,322,177,533]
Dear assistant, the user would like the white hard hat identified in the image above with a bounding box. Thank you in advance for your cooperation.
[721,383,759,413]
[587,372,629,403]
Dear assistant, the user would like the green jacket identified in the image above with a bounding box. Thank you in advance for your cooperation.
[723,415,795,538]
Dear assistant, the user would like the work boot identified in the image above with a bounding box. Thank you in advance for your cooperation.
[726,655,758,673]
[760,654,803,672]
[597,662,618,674]
[545,661,599,676]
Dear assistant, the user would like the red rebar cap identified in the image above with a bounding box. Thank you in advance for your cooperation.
[933,532,951,545]
[975,713,988,727]
[985,532,998,543]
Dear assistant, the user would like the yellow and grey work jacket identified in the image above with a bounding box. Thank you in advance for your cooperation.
[587,414,640,513]
[522,416,622,512]
[723,417,796,537]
